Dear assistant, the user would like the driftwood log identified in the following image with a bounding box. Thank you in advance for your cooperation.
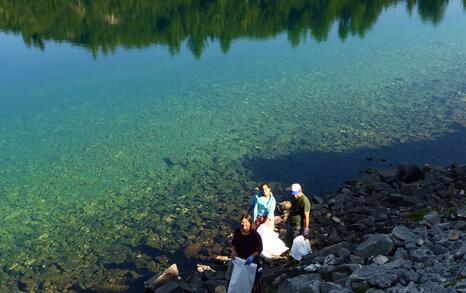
[144,264,180,290]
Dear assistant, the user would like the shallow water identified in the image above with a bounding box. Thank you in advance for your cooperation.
[0,0,466,290]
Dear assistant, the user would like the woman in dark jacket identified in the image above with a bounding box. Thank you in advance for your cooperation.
[231,214,263,293]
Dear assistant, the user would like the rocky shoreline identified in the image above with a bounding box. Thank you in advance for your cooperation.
[145,163,466,292]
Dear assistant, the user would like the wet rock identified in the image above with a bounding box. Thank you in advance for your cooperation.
[399,164,424,183]
[184,243,203,258]
[380,169,399,183]
[144,264,180,291]
[17,280,28,292]
[351,174,380,185]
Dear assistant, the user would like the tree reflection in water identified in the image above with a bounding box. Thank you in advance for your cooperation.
[0,0,462,57]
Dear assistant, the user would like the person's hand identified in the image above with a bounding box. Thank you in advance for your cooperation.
[244,255,254,265]
[303,228,310,238]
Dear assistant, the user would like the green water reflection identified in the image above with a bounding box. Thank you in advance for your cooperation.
[0,0,464,57]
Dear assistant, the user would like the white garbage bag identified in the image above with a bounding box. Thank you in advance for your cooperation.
[227,257,257,293]
[257,225,289,259]
[290,235,312,261]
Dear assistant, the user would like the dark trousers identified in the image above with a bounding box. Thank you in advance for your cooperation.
[286,223,302,248]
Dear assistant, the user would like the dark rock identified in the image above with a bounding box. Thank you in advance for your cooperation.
[336,247,351,259]
[320,281,350,293]
[350,174,380,185]
[390,281,421,293]
[324,254,337,266]
[154,280,192,293]
[332,271,348,281]
[392,225,417,242]
[350,263,398,288]
[17,280,28,292]
[431,243,449,255]
[410,247,433,263]
[455,243,466,258]
[458,208,466,219]
[184,243,203,258]
[399,164,424,183]
[367,271,398,288]
[424,211,441,225]
[394,247,409,260]
[349,255,364,265]
[277,274,320,293]
[354,234,394,261]
[380,169,399,183]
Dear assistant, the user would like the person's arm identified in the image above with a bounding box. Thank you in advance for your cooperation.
[303,211,310,229]
[303,198,311,237]
[266,195,276,227]
[267,195,276,218]
[247,194,257,215]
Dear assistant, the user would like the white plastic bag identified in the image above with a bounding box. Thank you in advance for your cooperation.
[227,257,257,293]
[290,235,312,261]
[257,225,289,259]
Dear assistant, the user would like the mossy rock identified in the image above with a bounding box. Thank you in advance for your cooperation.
[406,208,429,222]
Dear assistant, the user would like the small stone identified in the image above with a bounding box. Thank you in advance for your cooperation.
[392,225,417,242]
[372,255,389,265]
[394,247,409,259]
[304,263,321,272]
[458,208,466,218]
[448,230,461,241]
[424,211,441,225]
[331,216,342,224]
[354,234,394,260]
[324,254,337,266]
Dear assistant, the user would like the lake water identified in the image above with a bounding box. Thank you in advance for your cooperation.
[0,0,466,291]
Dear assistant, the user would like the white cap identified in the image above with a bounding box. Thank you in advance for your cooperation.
[291,183,302,195]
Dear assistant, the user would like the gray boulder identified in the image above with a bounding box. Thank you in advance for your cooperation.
[355,234,394,260]
[424,211,441,225]
[320,282,349,293]
[277,274,320,293]
[392,225,417,242]
[380,169,399,183]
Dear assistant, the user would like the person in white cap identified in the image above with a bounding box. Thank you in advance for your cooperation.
[286,183,311,247]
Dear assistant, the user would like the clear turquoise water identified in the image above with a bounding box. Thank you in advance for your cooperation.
[0,1,466,290]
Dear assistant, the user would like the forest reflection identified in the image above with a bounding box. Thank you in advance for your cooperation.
[0,0,463,57]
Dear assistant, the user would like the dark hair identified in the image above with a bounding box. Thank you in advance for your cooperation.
[259,182,271,190]
[240,214,253,225]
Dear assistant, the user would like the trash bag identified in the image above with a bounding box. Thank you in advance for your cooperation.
[227,257,257,293]
[290,235,312,261]
[256,225,289,259]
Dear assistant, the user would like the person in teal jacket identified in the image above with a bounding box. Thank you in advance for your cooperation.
[249,182,276,229]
